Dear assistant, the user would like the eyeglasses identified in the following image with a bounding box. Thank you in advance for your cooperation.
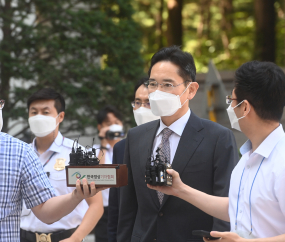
[226,95,238,104]
[131,101,150,109]
[144,80,189,92]
[0,100,5,110]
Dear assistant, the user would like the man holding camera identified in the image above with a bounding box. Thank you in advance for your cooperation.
[92,105,124,242]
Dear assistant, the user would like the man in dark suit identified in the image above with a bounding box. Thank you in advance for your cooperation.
[117,46,239,242]
[108,77,160,242]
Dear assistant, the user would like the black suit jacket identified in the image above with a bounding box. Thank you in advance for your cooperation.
[108,139,126,242]
[117,112,239,242]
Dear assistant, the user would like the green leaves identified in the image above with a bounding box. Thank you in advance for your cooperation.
[0,0,144,138]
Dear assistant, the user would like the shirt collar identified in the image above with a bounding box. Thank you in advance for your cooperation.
[32,131,63,154]
[156,109,191,137]
[240,124,285,158]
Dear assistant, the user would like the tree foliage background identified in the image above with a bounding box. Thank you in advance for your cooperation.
[0,0,284,138]
[0,0,143,139]
[132,0,285,72]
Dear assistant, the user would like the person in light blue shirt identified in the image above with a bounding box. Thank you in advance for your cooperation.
[0,99,98,242]
[149,61,285,241]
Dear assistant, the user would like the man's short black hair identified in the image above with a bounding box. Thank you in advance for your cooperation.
[148,45,196,85]
[27,88,65,113]
[97,105,123,125]
[234,61,285,122]
[133,76,149,100]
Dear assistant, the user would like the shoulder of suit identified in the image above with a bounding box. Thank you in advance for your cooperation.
[199,117,230,133]
[128,119,160,135]
[114,138,126,150]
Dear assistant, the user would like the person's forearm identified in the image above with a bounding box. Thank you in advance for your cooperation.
[70,192,103,242]
[32,191,82,224]
[179,184,230,222]
[247,234,285,242]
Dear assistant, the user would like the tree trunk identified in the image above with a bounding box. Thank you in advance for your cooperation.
[254,0,276,62]
[197,0,212,55]
[167,0,183,47]
[155,0,164,50]
[0,0,12,133]
[220,0,233,57]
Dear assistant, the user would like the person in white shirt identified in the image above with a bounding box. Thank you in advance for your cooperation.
[20,88,103,242]
[148,60,285,241]
[92,105,124,242]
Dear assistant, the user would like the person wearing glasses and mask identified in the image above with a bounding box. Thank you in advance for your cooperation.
[117,46,239,242]
[148,61,285,241]
[107,76,160,242]
[20,88,103,242]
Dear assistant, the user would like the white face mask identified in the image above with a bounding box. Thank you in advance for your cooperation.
[149,83,191,117]
[0,110,3,132]
[226,100,250,131]
[133,107,160,126]
[29,114,60,137]
[109,124,123,132]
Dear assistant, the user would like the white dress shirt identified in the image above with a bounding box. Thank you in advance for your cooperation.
[152,109,191,163]
[93,143,113,207]
[21,132,89,233]
[228,124,285,238]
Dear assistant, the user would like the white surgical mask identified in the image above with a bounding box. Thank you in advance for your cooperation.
[0,110,3,132]
[149,83,191,117]
[109,124,123,132]
[133,107,160,126]
[29,114,60,137]
[227,100,250,131]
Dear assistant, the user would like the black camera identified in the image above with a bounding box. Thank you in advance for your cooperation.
[104,124,124,140]
[105,130,124,140]
[69,138,101,166]
[145,147,172,186]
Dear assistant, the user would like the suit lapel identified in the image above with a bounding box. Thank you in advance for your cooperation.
[160,113,204,208]
[139,120,160,209]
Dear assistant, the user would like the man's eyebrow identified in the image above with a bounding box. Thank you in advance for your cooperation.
[162,79,175,83]
[30,106,50,110]
[135,98,142,101]
[148,78,175,83]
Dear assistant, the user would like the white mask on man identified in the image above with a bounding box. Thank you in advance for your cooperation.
[149,83,191,117]
[0,110,3,132]
[133,107,160,126]
[226,100,250,131]
[29,114,60,137]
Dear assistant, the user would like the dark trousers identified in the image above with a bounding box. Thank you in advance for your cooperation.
[93,206,108,242]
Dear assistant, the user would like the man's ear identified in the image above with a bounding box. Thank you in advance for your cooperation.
[97,124,102,131]
[187,82,199,101]
[58,112,65,124]
[243,100,251,117]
